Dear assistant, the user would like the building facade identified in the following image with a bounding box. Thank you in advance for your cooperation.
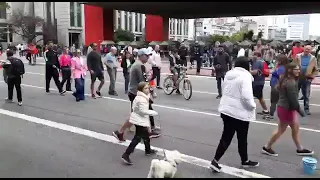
[114,10,190,41]
[287,14,310,40]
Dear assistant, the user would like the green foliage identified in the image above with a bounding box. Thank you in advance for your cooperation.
[114,29,135,42]
[0,2,10,10]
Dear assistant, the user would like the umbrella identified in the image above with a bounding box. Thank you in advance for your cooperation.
[130,41,139,46]
[100,40,115,45]
[198,41,205,46]
[160,41,169,46]
[222,41,233,47]
[239,40,252,47]
[117,41,130,46]
[149,41,161,46]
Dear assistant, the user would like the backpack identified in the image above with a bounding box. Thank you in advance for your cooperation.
[258,60,270,77]
[9,57,25,76]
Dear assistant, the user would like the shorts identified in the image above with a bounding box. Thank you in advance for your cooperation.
[170,67,180,76]
[90,70,104,82]
[277,106,297,124]
[253,85,264,99]
[128,92,137,112]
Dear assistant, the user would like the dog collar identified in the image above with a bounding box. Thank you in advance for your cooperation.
[164,158,177,168]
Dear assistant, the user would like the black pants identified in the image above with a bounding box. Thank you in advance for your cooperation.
[181,57,187,67]
[128,92,155,128]
[213,113,249,163]
[46,66,62,93]
[7,76,22,102]
[196,56,201,73]
[61,66,71,91]
[217,76,225,96]
[125,125,151,155]
[123,72,129,93]
[151,67,161,87]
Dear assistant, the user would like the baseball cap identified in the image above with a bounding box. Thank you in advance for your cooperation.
[138,48,152,56]
[76,49,81,53]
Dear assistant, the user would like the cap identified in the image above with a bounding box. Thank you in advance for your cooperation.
[76,49,81,53]
[137,48,152,56]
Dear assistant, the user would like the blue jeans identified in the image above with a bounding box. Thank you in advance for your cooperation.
[74,77,85,101]
[298,79,311,111]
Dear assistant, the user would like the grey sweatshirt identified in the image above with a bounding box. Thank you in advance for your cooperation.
[128,60,146,95]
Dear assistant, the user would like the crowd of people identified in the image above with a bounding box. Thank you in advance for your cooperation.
[0,39,318,172]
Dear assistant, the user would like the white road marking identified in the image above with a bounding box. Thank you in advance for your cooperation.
[2,81,320,134]
[0,108,270,178]
[23,71,320,107]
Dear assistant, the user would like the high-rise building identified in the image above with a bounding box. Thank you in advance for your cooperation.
[287,14,310,40]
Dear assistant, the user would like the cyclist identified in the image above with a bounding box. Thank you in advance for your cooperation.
[168,49,182,94]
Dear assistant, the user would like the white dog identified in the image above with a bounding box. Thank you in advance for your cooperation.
[147,150,182,178]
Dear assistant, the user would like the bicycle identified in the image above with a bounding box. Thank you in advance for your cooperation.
[163,65,193,100]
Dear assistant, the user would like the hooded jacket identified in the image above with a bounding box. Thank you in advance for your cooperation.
[218,67,256,122]
[129,91,158,127]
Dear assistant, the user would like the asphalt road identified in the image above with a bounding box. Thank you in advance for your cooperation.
[0,55,320,178]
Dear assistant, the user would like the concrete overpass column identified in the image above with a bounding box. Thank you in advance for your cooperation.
[162,17,169,41]
[120,11,125,29]
[174,19,178,40]
[132,12,136,33]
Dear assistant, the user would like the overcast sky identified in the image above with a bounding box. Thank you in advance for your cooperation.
[309,14,320,36]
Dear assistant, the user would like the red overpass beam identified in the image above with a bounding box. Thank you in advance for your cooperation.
[145,15,168,42]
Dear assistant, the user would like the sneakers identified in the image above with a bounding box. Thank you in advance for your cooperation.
[96,91,103,98]
[91,94,96,99]
[297,149,314,156]
[241,160,259,168]
[210,159,222,173]
[216,95,222,99]
[5,98,13,103]
[122,153,133,165]
[145,149,158,156]
[60,90,66,96]
[262,146,278,157]
[152,126,161,131]
[18,102,22,106]
[305,110,311,115]
[149,130,161,139]
[112,130,125,142]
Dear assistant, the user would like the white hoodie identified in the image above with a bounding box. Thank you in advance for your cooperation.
[129,91,158,127]
[218,67,256,122]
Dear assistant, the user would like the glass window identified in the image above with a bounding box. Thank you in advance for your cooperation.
[124,12,128,30]
[135,13,139,32]
[76,3,82,27]
[70,2,75,27]
[0,8,6,19]
[129,12,132,32]
[140,14,143,33]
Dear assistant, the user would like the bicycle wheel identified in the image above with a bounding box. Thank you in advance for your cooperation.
[182,79,192,100]
[163,76,175,95]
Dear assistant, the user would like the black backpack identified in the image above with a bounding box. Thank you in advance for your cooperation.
[9,57,25,76]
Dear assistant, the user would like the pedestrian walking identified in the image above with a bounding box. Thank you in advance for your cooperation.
[71,49,87,102]
[210,57,259,173]
[150,45,162,89]
[293,45,318,115]
[1,50,24,106]
[262,63,314,157]
[113,48,161,142]
[269,54,289,119]
[213,45,232,99]
[120,49,135,94]
[45,44,66,95]
[87,43,105,99]
[59,47,72,92]
[103,46,118,96]
[121,81,158,165]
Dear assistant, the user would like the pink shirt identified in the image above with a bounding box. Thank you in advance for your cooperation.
[71,56,87,79]
[59,54,71,67]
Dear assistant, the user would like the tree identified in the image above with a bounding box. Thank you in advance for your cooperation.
[0,2,10,10]
[9,11,44,43]
[209,34,229,44]
[257,31,263,39]
[229,32,244,42]
[114,29,135,42]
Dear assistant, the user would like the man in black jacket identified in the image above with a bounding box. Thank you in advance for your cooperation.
[190,41,203,75]
[213,46,232,99]
[1,50,23,106]
[45,44,65,95]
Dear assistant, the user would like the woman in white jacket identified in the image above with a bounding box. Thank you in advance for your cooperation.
[210,57,259,173]
[122,82,158,165]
